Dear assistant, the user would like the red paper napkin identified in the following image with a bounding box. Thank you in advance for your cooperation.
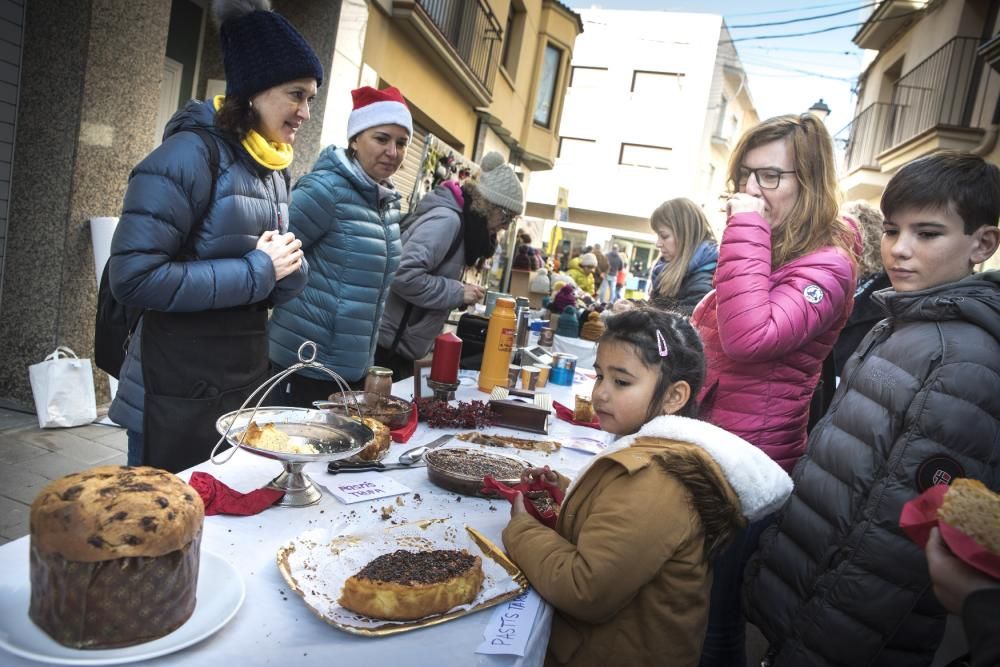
[390,403,418,443]
[482,469,565,529]
[188,472,283,516]
[899,483,1000,579]
[553,401,601,429]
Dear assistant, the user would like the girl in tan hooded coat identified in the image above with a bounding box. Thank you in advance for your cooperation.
[503,308,792,666]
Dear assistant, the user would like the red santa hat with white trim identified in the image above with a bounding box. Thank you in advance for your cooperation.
[347,86,413,139]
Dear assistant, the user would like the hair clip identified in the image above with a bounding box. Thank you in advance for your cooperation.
[656,329,669,357]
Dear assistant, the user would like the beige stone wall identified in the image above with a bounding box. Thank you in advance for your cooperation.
[0,0,171,407]
[271,1,342,181]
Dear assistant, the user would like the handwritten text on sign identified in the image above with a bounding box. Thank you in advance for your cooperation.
[328,472,411,504]
[475,588,542,656]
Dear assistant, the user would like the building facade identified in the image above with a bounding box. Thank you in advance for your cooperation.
[523,8,758,269]
[324,0,582,212]
[840,0,999,204]
[0,0,580,408]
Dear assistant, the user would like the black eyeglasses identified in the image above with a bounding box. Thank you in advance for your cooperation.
[737,167,796,190]
[499,208,519,225]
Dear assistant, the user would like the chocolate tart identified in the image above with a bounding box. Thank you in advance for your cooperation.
[424,447,530,498]
[339,549,484,621]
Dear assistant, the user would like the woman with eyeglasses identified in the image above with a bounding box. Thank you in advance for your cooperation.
[374,151,524,381]
[690,114,859,667]
[267,86,412,405]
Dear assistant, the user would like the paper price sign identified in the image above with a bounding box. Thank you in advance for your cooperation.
[475,588,542,656]
[328,472,412,504]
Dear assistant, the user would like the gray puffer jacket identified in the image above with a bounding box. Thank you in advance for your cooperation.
[108,100,307,433]
[744,271,1000,667]
[376,185,466,360]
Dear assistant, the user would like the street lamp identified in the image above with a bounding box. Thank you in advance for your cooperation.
[808,98,831,121]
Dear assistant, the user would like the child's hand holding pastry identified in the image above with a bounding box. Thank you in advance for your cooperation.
[521,466,559,487]
[510,492,531,519]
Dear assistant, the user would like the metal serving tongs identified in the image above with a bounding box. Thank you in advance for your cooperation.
[210,341,365,464]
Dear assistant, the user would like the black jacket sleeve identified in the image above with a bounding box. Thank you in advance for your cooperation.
[965,588,1000,667]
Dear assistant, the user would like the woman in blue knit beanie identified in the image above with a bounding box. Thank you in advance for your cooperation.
[108,0,323,471]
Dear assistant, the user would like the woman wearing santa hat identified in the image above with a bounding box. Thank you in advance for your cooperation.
[108,0,321,471]
[268,85,413,404]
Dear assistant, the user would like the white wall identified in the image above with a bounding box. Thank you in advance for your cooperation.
[320,0,373,149]
[527,9,729,221]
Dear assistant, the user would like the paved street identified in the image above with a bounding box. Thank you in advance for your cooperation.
[0,405,126,545]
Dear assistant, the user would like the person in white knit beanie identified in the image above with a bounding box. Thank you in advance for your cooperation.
[374,151,526,379]
[476,151,524,213]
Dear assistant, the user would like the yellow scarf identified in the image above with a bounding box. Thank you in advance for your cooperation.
[213,95,294,170]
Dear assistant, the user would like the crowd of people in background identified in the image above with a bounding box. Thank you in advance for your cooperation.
[104,2,999,665]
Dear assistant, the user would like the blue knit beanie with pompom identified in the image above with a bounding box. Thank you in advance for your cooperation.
[214,0,324,99]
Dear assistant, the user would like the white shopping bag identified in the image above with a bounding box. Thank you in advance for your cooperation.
[28,346,97,428]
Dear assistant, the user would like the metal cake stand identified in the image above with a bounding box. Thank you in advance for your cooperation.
[211,342,373,507]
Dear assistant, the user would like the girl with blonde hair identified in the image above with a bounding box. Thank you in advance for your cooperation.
[648,197,718,315]
[691,113,859,667]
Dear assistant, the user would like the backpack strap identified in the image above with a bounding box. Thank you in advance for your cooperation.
[124,128,224,334]
[388,216,464,353]
[185,127,222,219]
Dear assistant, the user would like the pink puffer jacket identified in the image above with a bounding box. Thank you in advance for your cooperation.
[692,212,856,472]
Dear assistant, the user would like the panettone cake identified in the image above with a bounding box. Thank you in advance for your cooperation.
[29,465,205,648]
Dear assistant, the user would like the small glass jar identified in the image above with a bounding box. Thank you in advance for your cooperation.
[364,366,394,397]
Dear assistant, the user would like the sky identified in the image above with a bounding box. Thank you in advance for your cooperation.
[565,0,870,144]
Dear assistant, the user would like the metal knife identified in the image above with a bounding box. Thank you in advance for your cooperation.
[327,459,426,474]
[327,433,457,474]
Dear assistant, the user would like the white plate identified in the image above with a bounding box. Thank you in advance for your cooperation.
[0,551,244,665]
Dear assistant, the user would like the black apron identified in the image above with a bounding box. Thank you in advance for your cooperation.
[141,308,269,473]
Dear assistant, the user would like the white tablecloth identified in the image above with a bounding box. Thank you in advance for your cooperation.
[0,375,606,667]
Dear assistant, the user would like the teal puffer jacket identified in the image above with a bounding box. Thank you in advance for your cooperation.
[268,146,402,382]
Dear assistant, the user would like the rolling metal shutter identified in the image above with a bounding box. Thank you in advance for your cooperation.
[394,123,427,213]
[0,0,24,309]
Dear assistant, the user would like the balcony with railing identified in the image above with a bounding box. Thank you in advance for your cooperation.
[842,102,898,173]
[840,37,988,177]
[392,0,503,106]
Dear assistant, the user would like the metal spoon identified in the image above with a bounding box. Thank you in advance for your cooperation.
[398,433,456,465]
[398,447,428,465]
